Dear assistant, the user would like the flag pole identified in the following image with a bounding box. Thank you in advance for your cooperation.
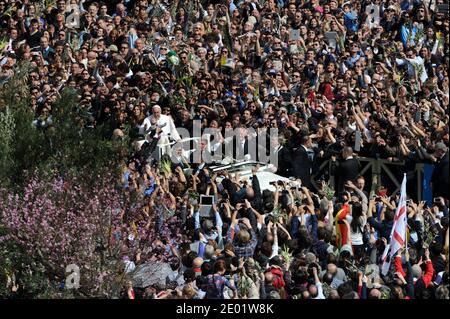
[404,174,408,251]
[381,173,408,276]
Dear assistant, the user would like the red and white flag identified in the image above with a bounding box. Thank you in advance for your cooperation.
[381,174,408,276]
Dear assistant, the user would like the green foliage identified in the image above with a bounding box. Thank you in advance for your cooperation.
[0,237,63,298]
[0,63,130,297]
[422,216,438,248]
[280,244,293,265]
[0,63,48,188]
[0,105,15,181]
[0,36,9,51]
[271,205,288,223]
[237,275,252,297]
[0,63,129,189]
[322,182,335,200]
[43,87,125,176]
[43,0,56,9]
[187,190,200,202]
[159,158,172,175]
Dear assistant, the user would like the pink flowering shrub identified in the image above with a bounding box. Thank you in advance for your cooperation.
[0,170,185,297]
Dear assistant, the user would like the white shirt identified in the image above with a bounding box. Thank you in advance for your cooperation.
[313,282,326,299]
[140,114,181,141]
[124,260,136,274]
[345,214,367,246]
[396,55,428,83]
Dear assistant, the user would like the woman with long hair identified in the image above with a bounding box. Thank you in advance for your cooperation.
[203,259,237,299]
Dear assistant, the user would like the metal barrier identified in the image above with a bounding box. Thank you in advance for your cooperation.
[311,157,429,200]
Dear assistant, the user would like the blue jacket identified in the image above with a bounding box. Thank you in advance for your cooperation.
[368,217,394,240]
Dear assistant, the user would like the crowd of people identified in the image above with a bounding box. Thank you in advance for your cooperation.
[0,0,449,299]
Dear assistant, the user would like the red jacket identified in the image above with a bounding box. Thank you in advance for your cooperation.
[421,260,434,288]
[394,256,434,288]
[394,256,406,277]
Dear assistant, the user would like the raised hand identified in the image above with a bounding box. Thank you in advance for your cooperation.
[345,180,357,189]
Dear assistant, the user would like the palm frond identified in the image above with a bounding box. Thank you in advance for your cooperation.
[413,27,425,45]
[380,289,390,299]
[237,275,252,297]
[322,182,335,200]
[0,36,9,52]
[1,4,15,18]
[43,0,57,9]
[280,244,293,265]
[187,190,199,202]
[422,217,437,248]
[271,205,288,224]
[159,158,172,175]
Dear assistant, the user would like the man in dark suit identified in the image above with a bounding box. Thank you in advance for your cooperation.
[40,36,55,61]
[271,136,293,177]
[431,142,449,199]
[292,135,314,188]
[233,126,251,161]
[331,146,360,194]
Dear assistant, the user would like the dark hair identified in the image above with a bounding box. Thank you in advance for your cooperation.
[429,241,443,256]
[323,272,334,284]
[317,227,327,241]
[301,135,310,145]
[187,251,198,267]
[441,216,449,229]
[213,259,227,273]
[342,291,358,299]
[183,268,196,282]
[260,241,273,258]
[293,269,309,284]
[201,261,213,276]
[327,252,337,265]
[169,257,181,271]
[337,282,354,298]
[385,209,395,221]
[297,227,313,250]
[350,203,363,233]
